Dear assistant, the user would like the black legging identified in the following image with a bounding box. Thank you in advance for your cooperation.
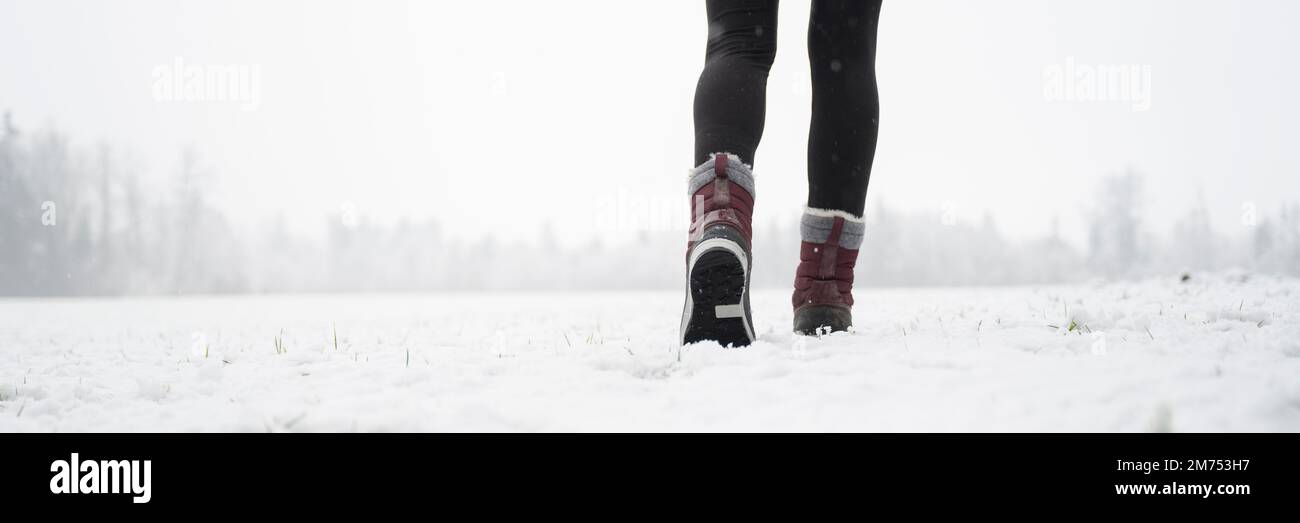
[693,0,881,216]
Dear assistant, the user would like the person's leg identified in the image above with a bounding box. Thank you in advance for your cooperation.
[694,0,779,167]
[806,0,881,216]
[682,0,777,347]
[792,0,882,334]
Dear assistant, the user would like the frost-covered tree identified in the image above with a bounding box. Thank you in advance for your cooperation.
[1166,190,1222,272]
[1252,205,1300,276]
[1087,171,1144,278]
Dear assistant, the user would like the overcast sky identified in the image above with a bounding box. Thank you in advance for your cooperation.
[2,0,1297,248]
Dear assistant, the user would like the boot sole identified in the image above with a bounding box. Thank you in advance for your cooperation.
[793,304,853,336]
[680,237,755,347]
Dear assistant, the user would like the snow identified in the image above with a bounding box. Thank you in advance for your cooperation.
[1,273,1298,432]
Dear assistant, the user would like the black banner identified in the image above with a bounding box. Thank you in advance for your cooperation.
[1,433,1294,514]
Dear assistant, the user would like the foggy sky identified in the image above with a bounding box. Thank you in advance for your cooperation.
[2,0,1297,249]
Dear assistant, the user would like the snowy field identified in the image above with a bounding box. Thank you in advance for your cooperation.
[1,272,1298,432]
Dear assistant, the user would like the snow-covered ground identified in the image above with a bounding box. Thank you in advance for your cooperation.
[1,272,1298,432]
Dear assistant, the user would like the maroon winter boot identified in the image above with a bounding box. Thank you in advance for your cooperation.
[680,153,756,347]
[792,208,865,334]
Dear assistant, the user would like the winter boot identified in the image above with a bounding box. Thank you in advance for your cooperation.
[680,153,756,347]
[792,208,864,335]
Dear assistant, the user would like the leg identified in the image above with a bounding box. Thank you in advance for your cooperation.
[807,0,881,216]
[792,0,882,334]
[682,1,776,347]
[694,0,779,167]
